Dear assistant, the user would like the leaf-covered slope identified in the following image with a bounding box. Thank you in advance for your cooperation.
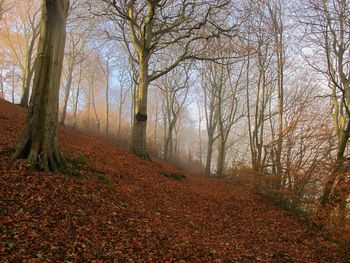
[0,99,348,262]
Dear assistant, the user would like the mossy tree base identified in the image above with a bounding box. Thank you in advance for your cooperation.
[15,129,66,172]
[132,150,150,160]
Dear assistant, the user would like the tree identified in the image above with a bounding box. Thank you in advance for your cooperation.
[2,0,41,108]
[14,0,70,171]
[201,61,220,176]
[267,0,286,188]
[59,30,87,125]
[159,64,190,161]
[301,0,350,211]
[96,0,233,158]
[244,0,280,177]
[215,62,244,177]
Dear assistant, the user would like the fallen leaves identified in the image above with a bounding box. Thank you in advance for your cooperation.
[0,99,349,262]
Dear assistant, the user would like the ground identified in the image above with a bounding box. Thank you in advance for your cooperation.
[0,99,349,262]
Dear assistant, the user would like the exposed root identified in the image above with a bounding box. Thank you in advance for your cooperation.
[137,152,151,160]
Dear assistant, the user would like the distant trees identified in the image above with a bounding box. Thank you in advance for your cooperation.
[15,0,69,171]
[159,64,190,161]
[1,0,41,108]
[200,48,245,177]
[59,27,88,125]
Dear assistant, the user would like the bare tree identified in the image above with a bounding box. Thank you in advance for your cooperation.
[94,0,234,158]
[267,0,286,188]
[117,68,130,139]
[60,30,88,125]
[216,62,245,177]
[15,0,70,171]
[244,1,275,176]
[159,64,190,161]
[3,1,41,108]
[301,0,350,211]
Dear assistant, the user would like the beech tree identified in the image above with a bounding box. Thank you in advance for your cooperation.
[95,0,233,158]
[15,0,70,171]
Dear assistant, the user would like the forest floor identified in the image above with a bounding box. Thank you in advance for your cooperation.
[0,99,349,263]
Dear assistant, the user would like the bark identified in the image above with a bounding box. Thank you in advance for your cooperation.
[0,70,4,99]
[117,79,129,139]
[15,0,69,171]
[216,136,225,177]
[205,138,214,176]
[99,56,111,134]
[72,62,83,129]
[91,76,101,134]
[59,54,74,125]
[11,68,15,103]
[197,100,203,167]
[131,56,149,158]
[19,29,39,108]
[164,122,175,160]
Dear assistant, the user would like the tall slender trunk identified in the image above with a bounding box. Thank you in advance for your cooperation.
[131,55,149,158]
[72,62,83,129]
[20,58,31,107]
[216,135,225,177]
[153,104,158,148]
[91,77,100,134]
[246,55,256,170]
[117,84,124,139]
[205,136,214,176]
[11,67,15,103]
[164,123,175,161]
[197,100,203,166]
[118,97,123,139]
[20,26,38,108]
[105,62,110,134]
[59,55,74,125]
[276,58,284,188]
[0,70,4,99]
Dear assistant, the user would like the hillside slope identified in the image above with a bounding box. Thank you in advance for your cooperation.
[0,99,348,262]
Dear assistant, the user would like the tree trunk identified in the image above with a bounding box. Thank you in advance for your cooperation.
[72,62,83,129]
[105,62,110,134]
[19,63,31,108]
[131,56,149,158]
[205,137,214,176]
[117,84,124,139]
[11,67,15,103]
[15,0,69,172]
[216,136,225,177]
[91,79,100,134]
[0,70,4,99]
[321,125,350,207]
[20,33,37,108]
[59,55,74,125]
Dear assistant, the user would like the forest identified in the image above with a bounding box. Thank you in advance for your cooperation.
[0,0,350,261]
